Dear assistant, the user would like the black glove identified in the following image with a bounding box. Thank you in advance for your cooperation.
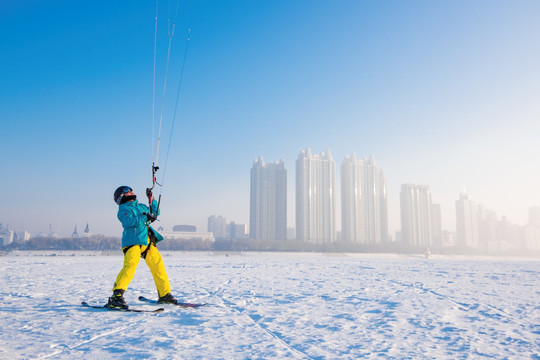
[145,213,157,223]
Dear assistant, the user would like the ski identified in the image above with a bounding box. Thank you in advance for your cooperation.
[138,296,208,308]
[81,301,164,313]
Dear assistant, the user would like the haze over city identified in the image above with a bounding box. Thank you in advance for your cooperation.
[1,1,539,239]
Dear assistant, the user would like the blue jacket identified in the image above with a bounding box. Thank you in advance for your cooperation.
[117,199,163,248]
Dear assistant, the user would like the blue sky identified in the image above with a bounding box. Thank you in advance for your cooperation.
[1,0,539,237]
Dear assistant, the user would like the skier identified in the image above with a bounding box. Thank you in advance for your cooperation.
[107,185,178,309]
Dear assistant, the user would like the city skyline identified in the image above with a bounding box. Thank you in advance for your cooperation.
[1,144,539,242]
[1,1,539,238]
[4,171,539,252]
[2,146,539,240]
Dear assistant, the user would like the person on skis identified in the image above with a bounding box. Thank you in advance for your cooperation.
[107,185,178,309]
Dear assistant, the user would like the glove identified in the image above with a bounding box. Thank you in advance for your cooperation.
[146,188,153,202]
[145,213,157,223]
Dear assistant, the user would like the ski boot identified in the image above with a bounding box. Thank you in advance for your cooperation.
[106,289,128,309]
[157,293,178,305]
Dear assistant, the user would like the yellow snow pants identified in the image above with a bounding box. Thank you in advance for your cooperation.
[113,241,171,297]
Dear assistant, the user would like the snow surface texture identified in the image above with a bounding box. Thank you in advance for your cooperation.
[0,252,538,360]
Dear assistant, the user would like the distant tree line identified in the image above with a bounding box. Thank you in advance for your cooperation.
[4,236,121,251]
[1,236,416,253]
[2,236,539,257]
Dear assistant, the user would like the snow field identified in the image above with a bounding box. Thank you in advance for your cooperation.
[0,252,538,359]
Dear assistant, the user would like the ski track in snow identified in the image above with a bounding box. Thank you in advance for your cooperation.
[0,252,539,360]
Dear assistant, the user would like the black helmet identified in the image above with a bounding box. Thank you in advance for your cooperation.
[114,186,133,205]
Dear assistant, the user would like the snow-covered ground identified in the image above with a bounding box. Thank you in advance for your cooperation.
[0,251,538,359]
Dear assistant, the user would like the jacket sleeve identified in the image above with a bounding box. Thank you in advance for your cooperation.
[150,199,160,216]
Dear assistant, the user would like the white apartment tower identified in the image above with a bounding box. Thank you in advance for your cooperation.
[400,184,432,248]
[296,148,336,243]
[455,192,479,249]
[250,157,287,240]
[341,155,388,244]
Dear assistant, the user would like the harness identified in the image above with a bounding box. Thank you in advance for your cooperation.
[140,228,159,259]
[122,230,158,259]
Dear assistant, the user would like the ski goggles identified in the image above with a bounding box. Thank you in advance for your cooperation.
[120,186,133,194]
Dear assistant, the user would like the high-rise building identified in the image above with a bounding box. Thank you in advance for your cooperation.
[0,223,14,247]
[525,207,540,250]
[529,207,540,227]
[296,148,336,243]
[250,157,287,241]
[21,230,31,241]
[341,154,388,244]
[227,222,248,240]
[430,203,442,248]
[400,184,432,248]
[208,215,227,239]
[478,206,497,251]
[455,192,479,249]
